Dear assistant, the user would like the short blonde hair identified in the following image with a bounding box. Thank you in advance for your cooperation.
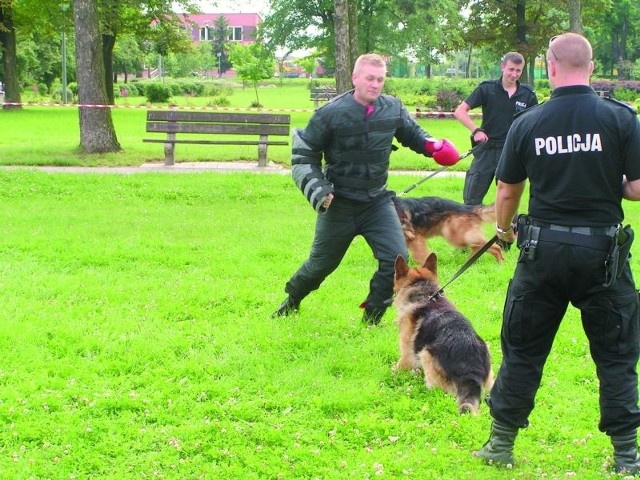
[353,53,387,74]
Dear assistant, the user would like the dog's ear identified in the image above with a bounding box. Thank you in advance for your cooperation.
[394,254,409,278]
[424,253,437,275]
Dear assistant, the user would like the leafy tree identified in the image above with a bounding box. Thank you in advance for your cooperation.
[464,0,567,83]
[98,0,197,103]
[588,0,640,79]
[112,34,143,82]
[212,14,232,76]
[297,55,318,82]
[227,41,274,107]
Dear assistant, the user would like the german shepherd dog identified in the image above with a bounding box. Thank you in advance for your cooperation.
[393,196,504,264]
[393,253,494,414]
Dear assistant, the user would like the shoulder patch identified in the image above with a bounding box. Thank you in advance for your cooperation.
[604,96,637,114]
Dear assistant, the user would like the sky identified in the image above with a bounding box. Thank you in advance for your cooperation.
[184,0,271,16]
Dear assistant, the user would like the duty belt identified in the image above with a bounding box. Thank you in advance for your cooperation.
[526,219,618,251]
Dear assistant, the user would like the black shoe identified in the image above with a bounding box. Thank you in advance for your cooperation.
[362,307,386,325]
[272,296,300,317]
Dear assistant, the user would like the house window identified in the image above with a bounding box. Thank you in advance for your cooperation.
[199,26,214,41]
[227,27,242,41]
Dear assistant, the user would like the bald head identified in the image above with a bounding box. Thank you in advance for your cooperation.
[547,33,594,87]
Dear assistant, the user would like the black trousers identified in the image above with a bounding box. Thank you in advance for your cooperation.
[463,145,502,206]
[488,236,640,436]
[285,193,407,311]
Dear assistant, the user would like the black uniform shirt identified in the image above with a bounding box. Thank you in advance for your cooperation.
[464,78,538,143]
[496,85,640,226]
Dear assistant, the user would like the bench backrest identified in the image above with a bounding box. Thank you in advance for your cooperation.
[146,111,290,136]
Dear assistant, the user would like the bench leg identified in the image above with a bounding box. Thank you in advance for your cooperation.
[258,136,268,167]
[164,133,175,166]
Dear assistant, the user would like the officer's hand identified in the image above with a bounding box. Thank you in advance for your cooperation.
[425,138,460,166]
[496,226,516,252]
[497,238,514,252]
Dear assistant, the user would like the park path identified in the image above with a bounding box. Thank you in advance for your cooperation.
[0,161,466,177]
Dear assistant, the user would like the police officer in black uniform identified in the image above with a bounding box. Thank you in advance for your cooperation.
[475,33,640,474]
[272,53,461,325]
[454,52,538,205]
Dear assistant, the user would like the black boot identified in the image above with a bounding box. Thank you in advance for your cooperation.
[272,296,301,318]
[362,306,386,325]
[612,432,640,474]
[474,420,518,466]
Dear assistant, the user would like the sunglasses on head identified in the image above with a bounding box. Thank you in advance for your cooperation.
[549,35,560,61]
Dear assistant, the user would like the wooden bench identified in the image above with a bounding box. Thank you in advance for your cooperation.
[310,87,338,109]
[595,89,612,99]
[143,110,291,167]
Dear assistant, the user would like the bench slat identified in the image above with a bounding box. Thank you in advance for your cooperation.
[147,110,290,124]
[143,139,289,146]
[146,122,289,136]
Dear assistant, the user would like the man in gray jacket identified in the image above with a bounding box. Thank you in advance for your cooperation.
[273,53,460,324]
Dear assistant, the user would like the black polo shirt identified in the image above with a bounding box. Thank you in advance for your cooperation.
[465,78,538,143]
[496,85,640,226]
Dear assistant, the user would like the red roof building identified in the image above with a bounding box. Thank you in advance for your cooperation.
[179,13,262,45]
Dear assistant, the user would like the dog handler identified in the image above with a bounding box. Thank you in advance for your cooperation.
[272,53,461,324]
[454,52,538,206]
[477,33,640,474]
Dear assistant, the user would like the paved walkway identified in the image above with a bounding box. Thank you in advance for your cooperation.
[1,161,465,177]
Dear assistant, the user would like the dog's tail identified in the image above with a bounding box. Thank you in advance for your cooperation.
[455,379,482,415]
[473,204,497,224]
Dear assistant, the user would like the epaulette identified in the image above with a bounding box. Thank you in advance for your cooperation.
[604,96,637,114]
[520,83,535,93]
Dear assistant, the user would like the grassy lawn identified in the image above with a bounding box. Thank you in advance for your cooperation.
[0,170,637,479]
[0,81,472,169]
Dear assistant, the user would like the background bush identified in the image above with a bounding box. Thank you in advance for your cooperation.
[144,82,172,103]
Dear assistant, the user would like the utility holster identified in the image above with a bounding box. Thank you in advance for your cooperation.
[603,224,634,287]
[516,215,540,260]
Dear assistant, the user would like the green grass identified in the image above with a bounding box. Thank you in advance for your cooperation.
[0,170,637,479]
[0,81,471,169]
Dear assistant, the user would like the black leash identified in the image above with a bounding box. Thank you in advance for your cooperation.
[399,142,486,197]
[427,235,499,302]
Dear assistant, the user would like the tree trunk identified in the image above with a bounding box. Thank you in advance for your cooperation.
[73,0,121,153]
[567,0,583,33]
[0,3,22,110]
[347,0,358,72]
[515,0,530,84]
[334,0,351,94]
[103,33,116,104]
[617,17,629,80]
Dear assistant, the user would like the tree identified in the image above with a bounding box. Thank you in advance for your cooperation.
[0,1,21,109]
[568,0,583,33]
[464,0,567,83]
[73,0,121,153]
[334,0,351,93]
[212,14,232,77]
[113,34,144,83]
[227,41,275,107]
[297,55,318,82]
[99,0,196,104]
